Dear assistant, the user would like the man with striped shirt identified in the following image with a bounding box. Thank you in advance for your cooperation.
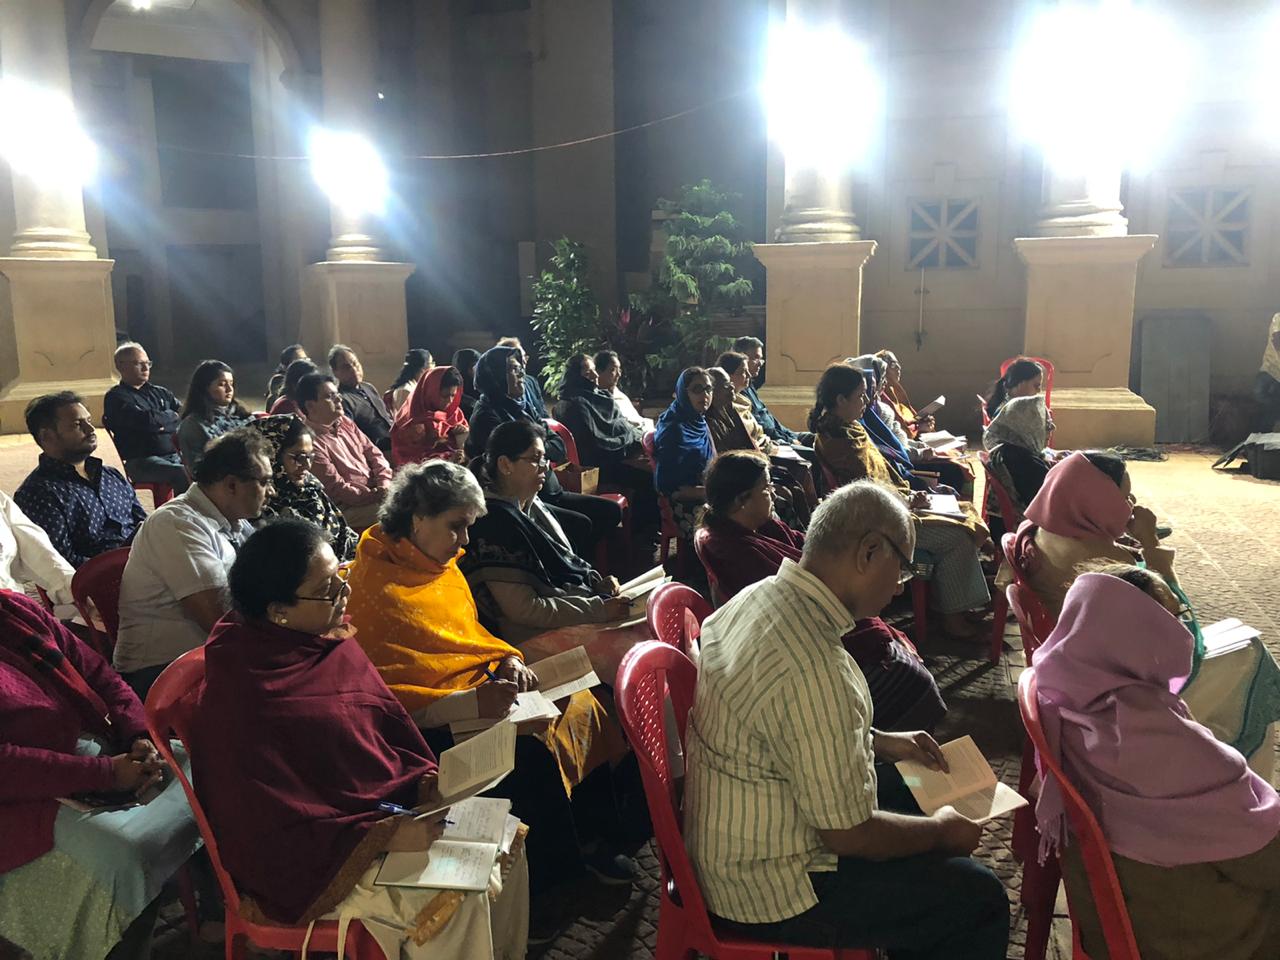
[684,480,1009,958]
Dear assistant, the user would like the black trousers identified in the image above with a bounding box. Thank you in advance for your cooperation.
[715,766,1009,960]
[541,490,623,556]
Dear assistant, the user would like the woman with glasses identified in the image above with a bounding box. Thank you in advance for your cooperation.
[460,421,631,645]
[246,415,357,561]
[192,519,529,958]
[810,363,991,641]
[653,367,716,541]
[696,451,946,730]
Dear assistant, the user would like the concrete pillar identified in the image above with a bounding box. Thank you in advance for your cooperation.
[0,0,117,433]
[1034,167,1128,239]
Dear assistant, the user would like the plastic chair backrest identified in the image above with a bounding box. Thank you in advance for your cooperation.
[690,528,725,607]
[545,417,580,466]
[978,393,993,428]
[1007,582,1056,660]
[1001,355,1056,409]
[982,456,1024,530]
[144,648,246,917]
[71,546,131,649]
[646,582,711,656]
[1016,671,1142,960]
[614,643,712,933]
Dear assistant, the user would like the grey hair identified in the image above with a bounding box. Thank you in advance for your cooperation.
[803,480,913,561]
[114,341,145,363]
[847,354,888,386]
[378,460,487,539]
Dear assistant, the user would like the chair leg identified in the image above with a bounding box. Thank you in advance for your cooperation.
[1022,853,1062,960]
[176,863,200,944]
[989,592,1009,663]
[912,580,929,647]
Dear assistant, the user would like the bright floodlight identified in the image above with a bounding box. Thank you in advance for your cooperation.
[308,127,389,215]
[763,19,880,172]
[1010,1,1190,176]
[0,79,98,187]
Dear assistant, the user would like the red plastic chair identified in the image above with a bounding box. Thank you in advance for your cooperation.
[70,546,131,657]
[1000,355,1056,410]
[1017,670,1143,960]
[106,428,175,508]
[646,582,712,659]
[642,429,694,577]
[145,649,386,960]
[545,417,632,572]
[690,528,728,608]
[615,641,874,960]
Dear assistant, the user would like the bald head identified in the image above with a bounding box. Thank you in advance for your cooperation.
[114,342,152,387]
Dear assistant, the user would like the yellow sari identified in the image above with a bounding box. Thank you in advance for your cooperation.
[346,525,624,794]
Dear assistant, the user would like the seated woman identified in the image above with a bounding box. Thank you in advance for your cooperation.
[246,414,358,562]
[265,343,307,406]
[452,348,481,421]
[391,366,469,467]
[1014,451,1280,776]
[653,367,715,542]
[177,359,254,472]
[984,356,1044,422]
[192,520,528,958]
[552,353,644,473]
[876,349,934,437]
[811,363,991,640]
[1033,571,1280,960]
[705,367,809,529]
[696,451,946,731]
[0,589,199,960]
[981,394,1053,539]
[343,461,637,900]
[267,358,318,416]
[385,348,433,415]
[460,422,631,645]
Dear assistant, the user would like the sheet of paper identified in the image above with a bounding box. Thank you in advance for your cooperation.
[449,690,561,737]
[915,396,945,417]
[375,841,498,891]
[921,493,966,519]
[1203,618,1261,657]
[440,797,511,844]
[500,815,521,856]
[895,736,997,813]
[530,646,601,702]
[917,430,956,446]
[770,445,803,460]
[948,781,1029,824]
[437,719,516,799]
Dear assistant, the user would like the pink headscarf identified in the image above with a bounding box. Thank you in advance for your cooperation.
[1032,573,1280,867]
[1024,451,1131,540]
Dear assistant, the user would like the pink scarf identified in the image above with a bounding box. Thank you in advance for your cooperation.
[1024,451,1131,540]
[1032,573,1280,867]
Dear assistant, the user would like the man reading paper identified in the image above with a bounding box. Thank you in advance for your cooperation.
[684,481,1009,958]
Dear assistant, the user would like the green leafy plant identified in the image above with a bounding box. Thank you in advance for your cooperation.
[529,237,604,394]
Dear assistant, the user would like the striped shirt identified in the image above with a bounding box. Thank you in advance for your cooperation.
[683,558,878,923]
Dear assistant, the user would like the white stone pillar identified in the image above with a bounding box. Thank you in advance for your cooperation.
[318,0,382,261]
[1034,167,1128,238]
[776,166,860,242]
[0,0,96,258]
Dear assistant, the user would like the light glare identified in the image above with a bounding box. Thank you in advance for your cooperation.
[1010,1,1190,176]
[307,127,389,215]
[763,20,880,173]
[0,79,98,187]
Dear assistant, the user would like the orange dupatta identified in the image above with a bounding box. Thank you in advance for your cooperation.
[344,525,520,716]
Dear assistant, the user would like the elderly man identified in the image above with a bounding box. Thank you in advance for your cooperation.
[102,341,189,494]
[684,480,1009,959]
[16,392,148,568]
[113,429,273,699]
[328,343,393,457]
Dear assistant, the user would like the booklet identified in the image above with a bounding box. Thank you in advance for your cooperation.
[375,841,499,892]
[422,720,516,816]
[920,493,966,519]
[618,565,668,603]
[449,690,561,738]
[894,736,1028,824]
[529,646,601,702]
[915,396,945,418]
[917,430,967,454]
[1203,618,1261,658]
[439,797,512,844]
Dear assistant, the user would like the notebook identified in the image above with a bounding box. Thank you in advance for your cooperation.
[920,493,966,519]
[376,797,517,892]
[1202,618,1261,658]
[449,689,561,738]
[895,736,1027,824]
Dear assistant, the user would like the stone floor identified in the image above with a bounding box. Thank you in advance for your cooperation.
[1,437,1276,960]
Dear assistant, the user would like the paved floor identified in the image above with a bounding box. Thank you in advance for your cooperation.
[1,437,1275,960]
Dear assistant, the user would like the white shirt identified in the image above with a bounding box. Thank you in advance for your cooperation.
[607,386,655,434]
[113,484,252,673]
[0,489,76,607]
[683,558,878,923]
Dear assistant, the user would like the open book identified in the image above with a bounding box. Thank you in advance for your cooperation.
[449,689,561,739]
[618,565,668,603]
[915,396,945,419]
[376,797,519,892]
[416,719,516,818]
[917,430,966,454]
[919,493,966,519]
[529,646,601,701]
[895,736,1028,824]
[1203,618,1261,658]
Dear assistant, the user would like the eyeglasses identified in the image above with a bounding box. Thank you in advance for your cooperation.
[517,455,549,468]
[1175,602,1192,619]
[879,532,926,584]
[297,578,351,607]
[287,452,314,466]
[237,474,274,490]
[687,384,713,395]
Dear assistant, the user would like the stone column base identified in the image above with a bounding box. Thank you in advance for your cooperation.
[757,384,818,435]
[1048,387,1156,449]
[303,261,415,393]
[0,258,117,434]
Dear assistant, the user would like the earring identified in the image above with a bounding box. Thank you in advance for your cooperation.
[277,617,288,625]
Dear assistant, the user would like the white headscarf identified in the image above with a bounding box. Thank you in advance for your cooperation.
[1261,314,1280,381]
[983,394,1050,453]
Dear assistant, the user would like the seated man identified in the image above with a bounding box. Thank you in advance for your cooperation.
[732,335,815,447]
[102,341,190,494]
[684,480,1009,959]
[15,392,147,568]
[298,372,393,531]
[329,343,393,457]
[113,429,272,699]
[0,489,76,612]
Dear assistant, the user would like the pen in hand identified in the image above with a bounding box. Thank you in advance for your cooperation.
[377,802,454,825]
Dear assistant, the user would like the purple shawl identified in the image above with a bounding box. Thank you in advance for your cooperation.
[1032,573,1280,867]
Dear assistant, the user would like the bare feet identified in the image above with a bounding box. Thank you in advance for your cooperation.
[941,611,983,640]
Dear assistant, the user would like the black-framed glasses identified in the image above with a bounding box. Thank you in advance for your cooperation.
[879,533,926,584]
[517,455,549,468]
[237,474,274,490]
[287,452,314,466]
[297,578,351,607]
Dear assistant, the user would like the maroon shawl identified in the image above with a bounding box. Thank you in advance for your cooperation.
[698,514,805,601]
[192,615,437,923]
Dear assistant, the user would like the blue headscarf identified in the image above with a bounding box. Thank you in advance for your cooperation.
[474,346,541,421]
[654,368,715,495]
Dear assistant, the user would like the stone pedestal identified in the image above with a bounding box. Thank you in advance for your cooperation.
[752,240,877,431]
[1014,234,1157,447]
[0,258,117,432]
[303,262,414,391]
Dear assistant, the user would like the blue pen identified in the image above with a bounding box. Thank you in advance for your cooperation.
[483,664,501,682]
[377,802,455,825]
